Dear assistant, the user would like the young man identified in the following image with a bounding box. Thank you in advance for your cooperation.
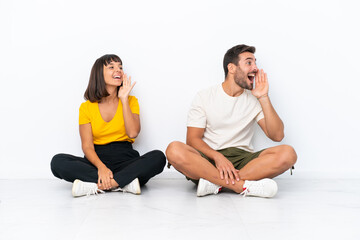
[166,44,297,198]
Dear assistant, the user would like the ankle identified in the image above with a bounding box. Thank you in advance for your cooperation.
[97,180,119,191]
[232,180,245,193]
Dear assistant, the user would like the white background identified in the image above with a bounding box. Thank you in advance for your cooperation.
[0,0,359,179]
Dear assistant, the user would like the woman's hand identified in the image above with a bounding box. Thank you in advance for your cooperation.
[97,165,113,190]
[118,74,136,101]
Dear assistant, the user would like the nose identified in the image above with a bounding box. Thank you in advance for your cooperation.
[252,64,258,72]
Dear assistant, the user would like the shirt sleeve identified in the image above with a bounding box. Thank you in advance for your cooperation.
[187,93,206,128]
[79,102,91,125]
[255,110,264,122]
[129,96,140,115]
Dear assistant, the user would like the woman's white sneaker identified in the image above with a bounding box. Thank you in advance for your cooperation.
[120,178,141,195]
[197,178,222,197]
[72,179,104,197]
[240,178,278,198]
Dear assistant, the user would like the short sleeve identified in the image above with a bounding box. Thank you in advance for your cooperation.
[187,93,206,128]
[79,102,91,125]
[255,110,264,122]
[129,96,140,115]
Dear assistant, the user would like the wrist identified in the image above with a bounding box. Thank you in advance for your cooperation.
[119,96,129,103]
[257,94,268,100]
[211,151,223,162]
[97,163,107,170]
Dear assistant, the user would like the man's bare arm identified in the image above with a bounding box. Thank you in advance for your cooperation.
[187,127,240,184]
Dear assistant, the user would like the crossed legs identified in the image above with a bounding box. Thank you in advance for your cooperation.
[51,150,166,190]
[165,141,297,193]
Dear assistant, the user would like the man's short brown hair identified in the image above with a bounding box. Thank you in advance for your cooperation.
[223,44,256,77]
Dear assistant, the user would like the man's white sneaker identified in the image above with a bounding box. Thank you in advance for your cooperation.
[112,178,141,195]
[197,178,222,197]
[240,178,278,198]
[72,179,104,197]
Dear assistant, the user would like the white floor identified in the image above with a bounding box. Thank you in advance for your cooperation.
[1,175,360,240]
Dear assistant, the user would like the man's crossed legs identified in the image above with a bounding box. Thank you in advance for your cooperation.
[166,141,297,198]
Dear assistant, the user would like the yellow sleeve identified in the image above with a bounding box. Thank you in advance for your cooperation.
[129,96,140,115]
[79,101,91,125]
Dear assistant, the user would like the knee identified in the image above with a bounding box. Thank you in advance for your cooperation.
[277,145,297,169]
[50,153,66,176]
[146,150,166,168]
[165,141,187,166]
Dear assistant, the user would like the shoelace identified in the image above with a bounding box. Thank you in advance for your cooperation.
[110,186,131,194]
[240,181,268,197]
[86,188,104,197]
[110,187,128,194]
[111,187,122,192]
[240,187,249,197]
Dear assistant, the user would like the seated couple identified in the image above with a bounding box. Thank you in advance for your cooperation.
[51,44,297,198]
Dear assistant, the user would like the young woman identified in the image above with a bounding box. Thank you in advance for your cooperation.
[51,54,166,197]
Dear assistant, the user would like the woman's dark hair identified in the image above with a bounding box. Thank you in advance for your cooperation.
[223,44,256,78]
[84,54,122,102]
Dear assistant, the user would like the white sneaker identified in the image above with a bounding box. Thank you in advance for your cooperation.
[197,178,222,197]
[240,178,278,198]
[112,178,141,195]
[72,179,104,197]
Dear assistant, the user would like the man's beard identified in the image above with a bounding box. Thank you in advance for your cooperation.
[234,71,253,90]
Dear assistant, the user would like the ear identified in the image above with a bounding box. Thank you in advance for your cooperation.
[227,63,236,74]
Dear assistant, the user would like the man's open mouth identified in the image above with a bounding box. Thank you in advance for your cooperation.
[248,73,255,82]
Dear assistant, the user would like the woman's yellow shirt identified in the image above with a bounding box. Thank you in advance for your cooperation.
[79,96,139,145]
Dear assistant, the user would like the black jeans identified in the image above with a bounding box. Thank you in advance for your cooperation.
[51,141,166,188]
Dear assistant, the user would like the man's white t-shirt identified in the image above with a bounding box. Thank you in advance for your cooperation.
[187,84,264,152]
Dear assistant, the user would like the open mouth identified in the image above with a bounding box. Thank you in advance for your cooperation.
[114,75,121,80]
[248,73,255,83]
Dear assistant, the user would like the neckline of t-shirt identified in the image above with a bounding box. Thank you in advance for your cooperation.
[219,84,247,99]
[96,99,121,123]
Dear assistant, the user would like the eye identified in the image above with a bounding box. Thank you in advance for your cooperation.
[109,66,114,69]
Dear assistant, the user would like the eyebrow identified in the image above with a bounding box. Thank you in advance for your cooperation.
[107,62,122,66]
[245,57,256,61]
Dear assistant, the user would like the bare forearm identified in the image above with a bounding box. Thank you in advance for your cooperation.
[121,99,140,138]
[83,145,114,190]
[82,146,106,169]
[259,96,284,141]
[186,137,221,160]
[186,134,241,184]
